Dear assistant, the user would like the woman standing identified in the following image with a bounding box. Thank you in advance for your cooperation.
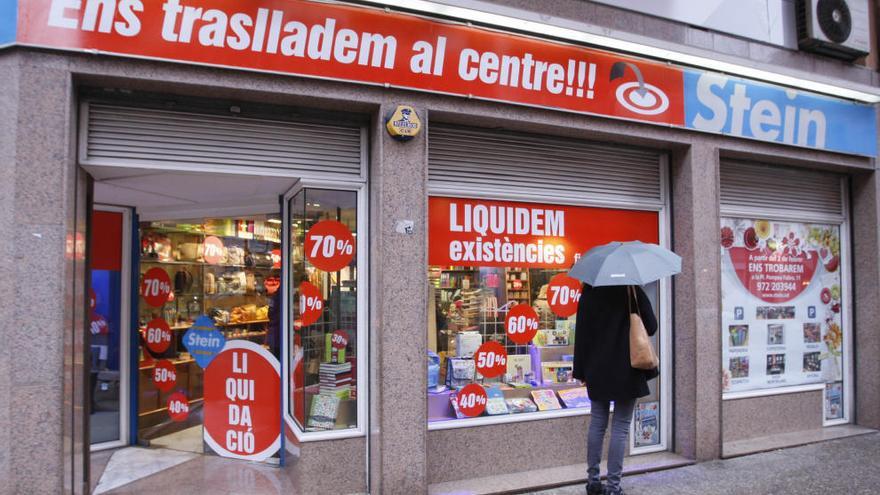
[573,284,658,495]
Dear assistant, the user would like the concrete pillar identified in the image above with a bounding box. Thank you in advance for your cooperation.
[0,50,85,494]
[369,103,428,493]
[671,143,723,461]
[850,171,880,429]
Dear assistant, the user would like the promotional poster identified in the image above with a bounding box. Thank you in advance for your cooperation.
[720,217,843,394]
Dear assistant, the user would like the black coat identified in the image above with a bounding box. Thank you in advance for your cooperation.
[573,284,658,402]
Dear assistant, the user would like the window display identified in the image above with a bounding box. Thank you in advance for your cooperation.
[137,215,282,442]
[427,196,662,425]
[288,189,360,432]
[720,217,845,396]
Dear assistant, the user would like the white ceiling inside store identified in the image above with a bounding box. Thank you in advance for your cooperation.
[86,166,298,221]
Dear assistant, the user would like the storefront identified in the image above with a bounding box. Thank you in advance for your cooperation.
[1,1,879,494]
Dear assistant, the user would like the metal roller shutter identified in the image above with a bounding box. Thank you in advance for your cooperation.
[80,103,365,180]
[720,160,844,222]
[428,125,663,209]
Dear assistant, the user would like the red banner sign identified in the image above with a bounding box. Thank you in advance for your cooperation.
[728,247,819,303]
[204,340,281,461]
[429,197,658,269]
[18,0,683,126]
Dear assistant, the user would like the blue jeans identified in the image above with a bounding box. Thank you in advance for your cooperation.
[588,398,636,491]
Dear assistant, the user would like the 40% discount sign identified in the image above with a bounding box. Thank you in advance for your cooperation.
[456,383,489,417]
[505,304,540,345]
[305,220,356,272]
[547,273,582,317]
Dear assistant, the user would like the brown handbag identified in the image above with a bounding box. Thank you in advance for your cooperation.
[628,286,659,370]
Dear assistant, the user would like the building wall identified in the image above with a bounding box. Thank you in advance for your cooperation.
[0,28,876,493]
[722,391,823,442]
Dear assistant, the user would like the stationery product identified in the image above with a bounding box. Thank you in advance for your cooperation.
[506,354,532,383]
[485,386,509,415]
[318,362,352,399]
[307,394,340,430]
[427,351,441,389]
[557,387,590,408]
[536,328,569,346]
[505,397,538,414]
[530,389,562,411]
[446,358,475,388]
[455,331,482,358]
[541,361,574,384]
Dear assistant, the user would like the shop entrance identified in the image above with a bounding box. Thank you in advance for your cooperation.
[86,165,299,490]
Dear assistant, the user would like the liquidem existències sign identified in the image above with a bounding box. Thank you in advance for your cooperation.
[8,0,877,156]
[429,197,659,269]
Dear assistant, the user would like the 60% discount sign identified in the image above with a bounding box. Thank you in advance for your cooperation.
[298,282,324,327]
[305,220,356,272]
[144,318,173,354]
[505,304,540,345]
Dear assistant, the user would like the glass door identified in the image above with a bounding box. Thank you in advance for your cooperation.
[89,205,132,450]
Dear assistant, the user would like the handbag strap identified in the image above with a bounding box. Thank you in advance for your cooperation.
[627,286,641,317]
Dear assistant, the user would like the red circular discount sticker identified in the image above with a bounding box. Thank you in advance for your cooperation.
[153,360,178,392]
[331,330,349,349]
[505,304,540,345]
[141,267,172,307]
[167,392,190,422]
[204,340,281,461]
[547,273,582,317]
[144,318,173,355]
[89,313,109,336]
[203,236,225,265]
[475,341,507,378]
[298,281,324,327]
[457,383,488,417]
[305,220,355,272]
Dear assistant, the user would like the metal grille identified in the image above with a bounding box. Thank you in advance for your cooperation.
[428,125,663,208]
[81,103,364,180]
[720,160,844,221]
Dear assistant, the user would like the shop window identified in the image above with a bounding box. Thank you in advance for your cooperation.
[720,217,847,421]
[288,188,361,433]
[428,196,662,427]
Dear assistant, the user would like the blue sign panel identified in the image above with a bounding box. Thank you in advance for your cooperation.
[0,0,16,47]
[183,315,226,369]
[685,69,877,157]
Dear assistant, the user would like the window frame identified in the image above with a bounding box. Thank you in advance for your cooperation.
[282,180,370,442]
[425,158,672,458]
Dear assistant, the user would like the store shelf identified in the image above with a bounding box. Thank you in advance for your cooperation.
[217,319,270,327]
[138,398,204,418]
[139,357,195,370]
[141,259,278,270]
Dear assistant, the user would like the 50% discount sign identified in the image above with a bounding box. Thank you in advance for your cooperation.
[505,304,540,345]
[153,360,178,392]
[474,341,508,378]
[305,220,356,272]
[547,273,582,317]
[298,282,324,327]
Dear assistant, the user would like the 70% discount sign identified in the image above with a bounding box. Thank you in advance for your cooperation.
[141,267,172,307]
[547,273,582,317]
[305,220,356,272]
[505,304,540,345]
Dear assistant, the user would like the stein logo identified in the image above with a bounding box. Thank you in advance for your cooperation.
[385,105,422,141]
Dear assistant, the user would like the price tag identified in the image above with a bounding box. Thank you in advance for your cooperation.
[475,341,507,378]
[505,304,540,345]
[298,281,324,327]
[167,391,190,422]
[89,313,109,336]
[547,273,582,317]
[457,383,488,417]
[203,236,225,265]
[153,359,178,392]
[141,267,172,307]
[305,220,356,272]
[144,318,173,354]
[330,330,349,349]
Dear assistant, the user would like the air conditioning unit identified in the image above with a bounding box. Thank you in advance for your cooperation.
[797,0,870,61]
